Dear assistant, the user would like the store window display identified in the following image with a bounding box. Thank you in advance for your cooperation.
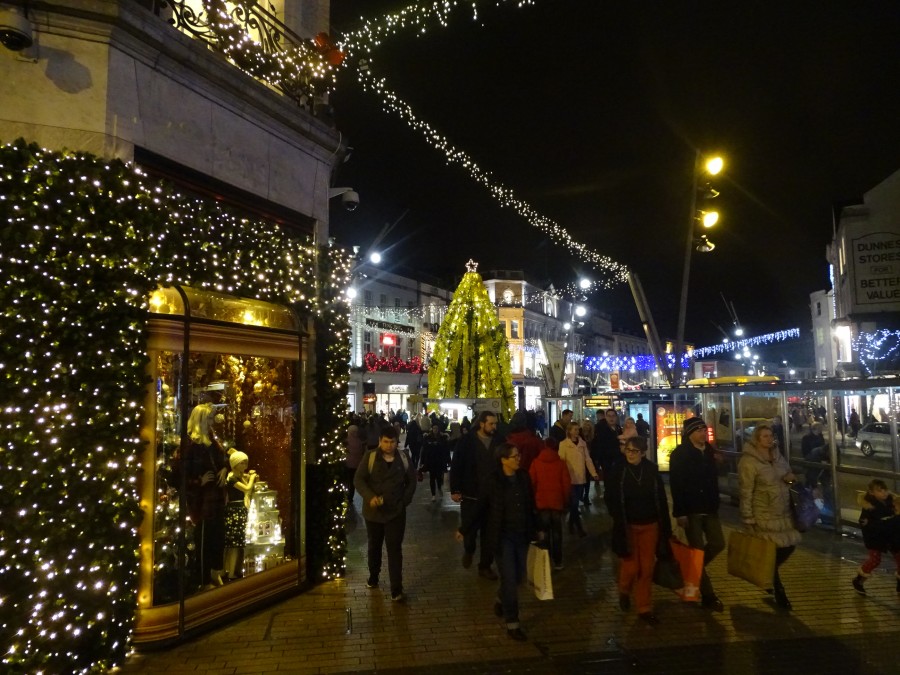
[150,350,296,605]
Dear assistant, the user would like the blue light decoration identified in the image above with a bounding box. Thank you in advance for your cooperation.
[691,329,801,359]
[853,329,900,375]
[583,329,801,372]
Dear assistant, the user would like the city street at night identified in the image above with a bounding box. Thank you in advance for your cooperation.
[118,478,900,675]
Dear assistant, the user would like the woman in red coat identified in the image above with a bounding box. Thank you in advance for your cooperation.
[529,441,571,570]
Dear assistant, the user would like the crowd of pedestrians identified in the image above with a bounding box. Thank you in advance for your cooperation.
[345,404,894,642]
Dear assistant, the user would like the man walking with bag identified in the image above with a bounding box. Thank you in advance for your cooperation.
[669,416,726,612]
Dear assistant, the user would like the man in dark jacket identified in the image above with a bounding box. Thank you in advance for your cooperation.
[354,426,417,602]
[548,409,572,444]
[458,441,536,641]
[669,416,725,611]
[450,410,502,580]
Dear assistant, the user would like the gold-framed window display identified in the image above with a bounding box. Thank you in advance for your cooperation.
[136,286,306,645]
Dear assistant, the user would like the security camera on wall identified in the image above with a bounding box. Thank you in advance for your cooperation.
[341,190,359,211]
[329,187,359,212]
[0,7,34,52]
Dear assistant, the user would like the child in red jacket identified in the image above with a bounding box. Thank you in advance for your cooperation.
[852,478,900,596]
[529,440,572,570]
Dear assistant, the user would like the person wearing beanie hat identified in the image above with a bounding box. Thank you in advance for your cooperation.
[669,414,726,612]
[223,450,257,581]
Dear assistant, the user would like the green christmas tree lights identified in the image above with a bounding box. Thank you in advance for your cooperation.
[427,260,515,419]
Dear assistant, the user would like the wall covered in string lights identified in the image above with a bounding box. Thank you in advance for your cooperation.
[0,139,352,673]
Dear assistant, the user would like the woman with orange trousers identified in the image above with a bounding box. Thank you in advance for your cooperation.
[604,436,672,625]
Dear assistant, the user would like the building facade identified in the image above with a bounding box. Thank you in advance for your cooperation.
[828,168,900,375]
[1,0,350,666]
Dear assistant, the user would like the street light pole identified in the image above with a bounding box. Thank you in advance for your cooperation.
[673,150,701,386]
[673,151,723,385]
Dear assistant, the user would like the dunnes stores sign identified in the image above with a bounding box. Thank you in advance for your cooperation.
[853,231,900,308]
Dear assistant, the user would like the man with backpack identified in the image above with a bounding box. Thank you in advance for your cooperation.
[354,426,417,602]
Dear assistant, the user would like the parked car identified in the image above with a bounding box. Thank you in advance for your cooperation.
[854,422,896,457]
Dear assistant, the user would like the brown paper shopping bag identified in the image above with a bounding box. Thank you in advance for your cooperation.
[727,530,776,589]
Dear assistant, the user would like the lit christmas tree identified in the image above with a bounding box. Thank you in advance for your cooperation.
[427,260,515,419]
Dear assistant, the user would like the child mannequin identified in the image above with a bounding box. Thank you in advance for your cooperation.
[224,451,257,581]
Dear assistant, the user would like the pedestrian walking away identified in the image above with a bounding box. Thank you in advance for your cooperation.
[420,424,451,502]
[529,438,571,570]
[669,416,726,612]
[354,426,417,602]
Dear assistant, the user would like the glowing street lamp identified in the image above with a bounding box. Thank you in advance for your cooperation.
[674,152,725,384]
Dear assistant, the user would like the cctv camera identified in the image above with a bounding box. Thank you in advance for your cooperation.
[0,8,34,52]
[342,190,359,211]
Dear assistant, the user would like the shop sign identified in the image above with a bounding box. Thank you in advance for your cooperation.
[366,318,409,332]
[388,384,409,393]
[853,231,900,309]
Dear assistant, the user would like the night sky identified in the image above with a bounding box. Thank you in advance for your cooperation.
[326,0,900,361]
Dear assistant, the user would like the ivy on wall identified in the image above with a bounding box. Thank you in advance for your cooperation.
[0,139,351,673]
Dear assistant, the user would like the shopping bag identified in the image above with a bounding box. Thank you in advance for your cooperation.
[790,485,820,532]
[653,555,684,591]
[526,542,554,601]
[670,538,704,601]
[727,529,776,589]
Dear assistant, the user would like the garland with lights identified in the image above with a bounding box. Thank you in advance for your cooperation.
[854,329,900,376]
[0,138,352,672]
[336,1,629,287]
[427,261,515,419]
[202,0,343,103]
[363,353,424,373]
[583,329,802,373]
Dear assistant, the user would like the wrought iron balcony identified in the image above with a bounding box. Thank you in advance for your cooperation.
[144,0,342,114]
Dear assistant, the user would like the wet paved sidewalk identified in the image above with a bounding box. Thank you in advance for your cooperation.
[118,482,900,675]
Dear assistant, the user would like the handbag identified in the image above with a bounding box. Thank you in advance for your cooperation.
[790,485,820,532]
[526,542,554,601]
[727,529,776,589]
[670,538,704,601]
[653,538,684,591]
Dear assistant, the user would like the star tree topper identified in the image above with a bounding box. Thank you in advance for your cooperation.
[465,259,479,273]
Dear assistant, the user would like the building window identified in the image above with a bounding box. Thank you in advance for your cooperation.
[364,290,373,307]
[380,294,387,307]
[816,301,822,317]
[395,297,402,308]
[364,330,372,354]
[511,320,519,339]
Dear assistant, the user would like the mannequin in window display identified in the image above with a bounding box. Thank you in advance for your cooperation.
[224,450,257,581]
[184,396,228,588]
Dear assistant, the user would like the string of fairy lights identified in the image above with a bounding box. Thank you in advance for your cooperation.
[336,0,630,287]
[854,329,900,375]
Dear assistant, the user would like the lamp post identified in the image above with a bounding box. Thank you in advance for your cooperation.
[673,152,723,385]
[563,302,586,395]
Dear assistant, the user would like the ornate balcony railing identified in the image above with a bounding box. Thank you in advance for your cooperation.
[143,0,344,113]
